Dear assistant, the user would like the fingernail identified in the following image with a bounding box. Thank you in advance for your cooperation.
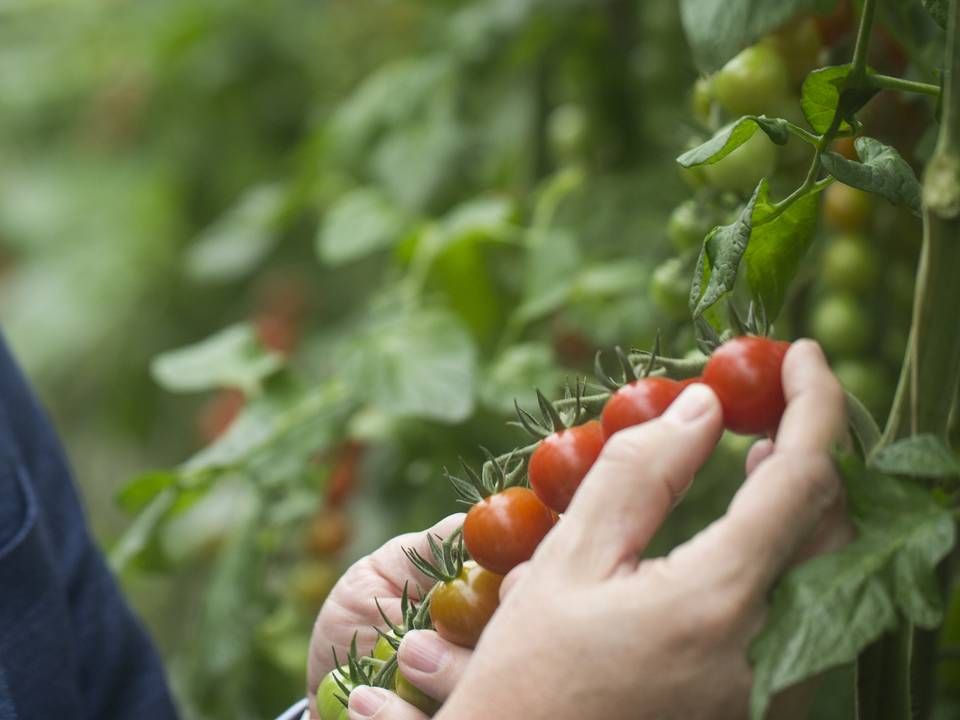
[401,630,449,674]
[665,383,716,422]
[349,686,388,717]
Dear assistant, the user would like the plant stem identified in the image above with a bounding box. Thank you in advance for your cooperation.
[869,73,942,98]
[850,0,878,81]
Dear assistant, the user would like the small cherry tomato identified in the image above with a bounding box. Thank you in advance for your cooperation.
[316,666,352,720]
[667,200,712,252]
[600,377,687,440]
[822,234,877,292]
[464,487,557,575]
[304,507,351,557]
[690,76,714,125]
[713,43,791,117]
[326,441,364,507]
[702,131,776,195]
[528,421,605,514]
[430,560,502,648]
[811,293,872,357]
[373,633,397,662]
[650,257,692,321]
[831,136,858,160]
[822,183,872,233]
[395,671,440,715]
[196,388,244,444]
[764,17,823,86]
[703,337,790,435]
[814,0,854,47]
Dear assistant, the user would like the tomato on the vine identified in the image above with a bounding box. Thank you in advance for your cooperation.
[528,420,604,514]
[600,377,687,440]
[713,43,791,117]
[395,671,440,715]
[822,183,871,233]
[668,200,712,251]
[811,293,872,357]
[765,17,823,86]
[702,131,776,195]
[430,560,502,648]
[304,507,351,557]
[822,234,877,292]
[464,487,556,575]
[703,337,790,435]
[316,667,352,720]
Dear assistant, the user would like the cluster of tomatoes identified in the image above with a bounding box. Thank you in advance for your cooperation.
[315,335,790,718]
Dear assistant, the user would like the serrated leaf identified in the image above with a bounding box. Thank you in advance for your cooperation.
[923,0,948,28]
[690,182,763,318]
[317,188,406,265]
[150,324,284,396]
[744,185,819,320]
[677,116,788,168]
[820,137,923,216]
[679,0,831,72]
[870,434,960,478]
[185,184,286,283]
[749,454,955,719]
[801,65,854,134]
[340,307,477,423]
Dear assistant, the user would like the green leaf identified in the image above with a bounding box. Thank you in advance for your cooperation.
[677,116,788,168]
[679,0,831,72]
[185,183,286,283]
[690,182,762,318]
[749,454,955,719]
[870,434,960,478]
[820,137,923,216]
[846,392,882,457]
[341,307,477,423]
[116,470,178,514]
[109,488,178,573]
[480,343,561,414]
[150,324,283,396]
[801,65,854,134]
[923,0,948,28]
[744,185,819,320]
[317,188,406,265]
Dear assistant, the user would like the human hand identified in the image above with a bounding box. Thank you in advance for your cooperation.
[306,514,467,719]
[414,339,852,720]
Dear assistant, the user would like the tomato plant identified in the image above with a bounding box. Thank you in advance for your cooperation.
[703,337,790,436]
[600,377,687,440]
[463,488,556,575]
[528,420,604,513]
[713,43,792,117]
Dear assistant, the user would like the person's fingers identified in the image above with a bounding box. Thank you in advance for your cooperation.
[374,513,467,594]
[347,687,428,720]
[745,438,774,475]
[397,630,473,702]
[544,383,724,579]
[774,340,847,452]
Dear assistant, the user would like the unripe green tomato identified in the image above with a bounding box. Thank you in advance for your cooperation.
[650,257,691,321]
[834,359,891,419]
[395,671,440,715]
[548,103,588,164]
[810,293,872,356]
[763,18,824,86]
[702,131,776,195]
[316,667,352,720]
[691,76,714,125]
[713,44,792,117]
[822,234,877,292]
[668,200,711,251]
[373,633,398,662]
[822,183,872,233]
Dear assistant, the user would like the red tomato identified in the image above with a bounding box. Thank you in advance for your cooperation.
[430,560,503,648]
[464,487,557,575]
[304,507,351,557]
[528,421,605,513]
[703,337,790,435]
[325,441,364,507]
[196,389,245,444]
[600,378,687,441]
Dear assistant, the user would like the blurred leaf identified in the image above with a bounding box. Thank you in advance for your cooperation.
[750,454,955,719]
[317,187,406,265]
[679,0,831,72]
[116,470,178,514]
[690,184,761,318]
[109,488,177,573]
[870,435,960,478]
[821,137,923,216]
[480,342,560,413]
[185,183,286,283]
[150,324,284,396]
[801,65,854,134]
[744,184,819,321]
[341,306,477,423]
[677,116,788,168]
[923,0,948,28]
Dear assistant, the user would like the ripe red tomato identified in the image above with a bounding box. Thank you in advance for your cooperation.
[464,487,557,575]
[822,183,872,233]
[196,388,245,444]
[325,441,364,507]
[600,378,687,441]
[528,421,605,513]
[430,560,502,648]
[702,337,790,435]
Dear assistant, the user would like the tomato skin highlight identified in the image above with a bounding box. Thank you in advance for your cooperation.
[464,487,557,575]
[703,337,790,435]
[600,378,687,441]
[430,561,502,648]
[527,420,604,513]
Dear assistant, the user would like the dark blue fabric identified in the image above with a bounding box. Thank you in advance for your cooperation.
[0,336,179,720]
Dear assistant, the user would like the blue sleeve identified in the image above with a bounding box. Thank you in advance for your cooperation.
[0,335,179,720]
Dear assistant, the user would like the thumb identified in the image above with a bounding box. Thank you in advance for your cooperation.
[347,687,428,720]
[543,383,723,579]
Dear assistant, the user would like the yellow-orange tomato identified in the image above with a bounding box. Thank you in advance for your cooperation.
[430,561,503,648]
[822,183,871,233]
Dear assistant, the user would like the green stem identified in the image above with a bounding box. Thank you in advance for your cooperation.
[784,121,821,146]
[869,73,942,98]
[850,0,878,81]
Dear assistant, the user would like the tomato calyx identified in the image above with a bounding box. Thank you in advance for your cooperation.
[594,343,654,391]
[446,449,525,505]
[513,377,591,440]
[402,528,466,585]
[329,634,377,709]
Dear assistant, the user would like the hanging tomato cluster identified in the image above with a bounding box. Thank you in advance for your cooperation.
[315,333,791,717]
